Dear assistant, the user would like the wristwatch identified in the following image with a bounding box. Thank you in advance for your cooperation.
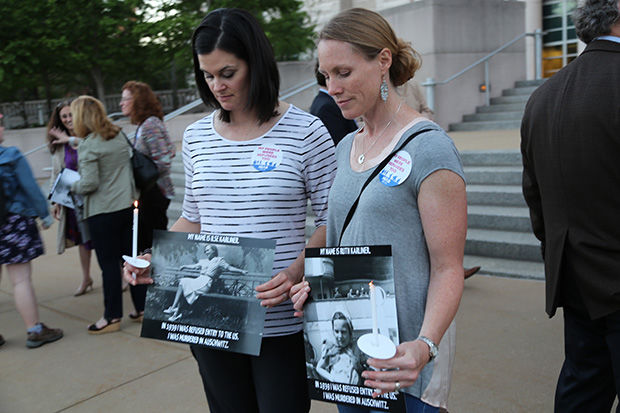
[417,336,438,361]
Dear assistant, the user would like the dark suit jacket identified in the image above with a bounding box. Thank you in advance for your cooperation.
[521,39,620,318]
[310,90,357,146]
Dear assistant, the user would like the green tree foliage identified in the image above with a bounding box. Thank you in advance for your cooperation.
[206,0,316,60]
[0,0,315,118]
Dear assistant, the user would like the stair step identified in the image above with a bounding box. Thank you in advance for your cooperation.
[490,95,531,105]
[465,228,542,262]
[460,150,522,167]
[449,119,522,131]
[463,111,524,122]
[476,102,527,113]
[502,86,538,96]
[468,205,532,232]
[464,255,544,280]
[465,166,522,185]
[515,79,545,88]
[467,184,527,207]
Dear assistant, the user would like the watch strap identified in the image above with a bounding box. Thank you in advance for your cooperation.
[417,335,438,361]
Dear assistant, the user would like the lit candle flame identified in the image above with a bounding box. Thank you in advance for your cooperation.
[134,200,138,208]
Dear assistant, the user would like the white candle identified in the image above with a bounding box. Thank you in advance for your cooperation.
[369,281,378,337]
[132,200,138,258]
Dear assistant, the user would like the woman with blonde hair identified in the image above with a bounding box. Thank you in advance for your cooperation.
[69,96,140,334]
[292,8,466,413]
[46,101,95,296]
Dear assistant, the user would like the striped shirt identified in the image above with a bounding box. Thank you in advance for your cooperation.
[181,105,336,336]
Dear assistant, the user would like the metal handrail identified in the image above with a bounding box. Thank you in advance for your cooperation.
[25,79,318,156]
[422,29,544,110]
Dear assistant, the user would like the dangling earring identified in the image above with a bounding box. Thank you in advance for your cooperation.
[380,75,389,102]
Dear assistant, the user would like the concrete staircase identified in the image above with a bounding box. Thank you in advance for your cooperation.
[462,150,544,280]
[449,80,545,132]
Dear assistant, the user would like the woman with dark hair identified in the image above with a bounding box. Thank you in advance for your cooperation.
[120,82,175,266]
[315,311,363,385]
[125,8,336,412]
[292,8,466,413]
[70,96,141,334]
[0,112,63,348]
[46,101,95,296]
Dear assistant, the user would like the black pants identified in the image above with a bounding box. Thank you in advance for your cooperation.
[555,305,620,412]
[88,208,147,319]
[190,331,310,413]
[138,185,170,252]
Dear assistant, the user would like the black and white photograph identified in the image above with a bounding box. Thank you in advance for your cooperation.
[140,230,276,356]
[303,246,405,412]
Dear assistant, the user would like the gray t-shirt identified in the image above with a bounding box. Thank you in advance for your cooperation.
[326,120,465,399]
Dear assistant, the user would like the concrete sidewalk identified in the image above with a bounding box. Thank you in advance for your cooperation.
[1,128,567,412]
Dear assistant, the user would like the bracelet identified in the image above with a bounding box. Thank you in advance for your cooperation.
[139,248,152,256]
[416,336,439,361]
[69,136,76,146]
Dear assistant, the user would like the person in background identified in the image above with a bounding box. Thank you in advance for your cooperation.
[119,81,176,321]
[310,61,358,146]
[46,101,95,296]
[292,8,467,412]
[124,8,336,413]
[396,79,434,119]
[69,96,139,334]
[521,0,620,410]
[0,112,64,348]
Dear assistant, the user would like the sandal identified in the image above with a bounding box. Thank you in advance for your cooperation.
[87,318,121,335]
[168,313,182,322]
[163,306,177,314]
[129,311,144,322]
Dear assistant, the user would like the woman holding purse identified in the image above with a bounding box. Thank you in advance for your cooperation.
[69,96,142,334]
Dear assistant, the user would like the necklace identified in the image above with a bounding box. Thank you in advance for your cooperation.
[357,101,403,164]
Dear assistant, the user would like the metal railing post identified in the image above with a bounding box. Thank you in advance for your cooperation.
[424,77,435,112]
[534,28,543,80]
[484,61,490,106]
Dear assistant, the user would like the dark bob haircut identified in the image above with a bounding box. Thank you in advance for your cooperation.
[192,8,280,124]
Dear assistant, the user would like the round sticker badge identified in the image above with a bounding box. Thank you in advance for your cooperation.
[251,144,283,172]
[378,150,412,186]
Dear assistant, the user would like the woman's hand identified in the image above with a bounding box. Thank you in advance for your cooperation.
[51,204,62,220]
[255,268,298,307]
[290,278,311,317]
[49,127,70,144]
[361,339,431,397]
[122,253,154,286]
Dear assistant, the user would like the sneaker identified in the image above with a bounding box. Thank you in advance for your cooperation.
[26,323,63,348]
[0,334,5,346]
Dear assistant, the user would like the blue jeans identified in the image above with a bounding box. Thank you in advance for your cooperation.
[337,393,439,413]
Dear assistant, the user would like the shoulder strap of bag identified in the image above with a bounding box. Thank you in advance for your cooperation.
[338,128,433,246]
[120,130,135,152]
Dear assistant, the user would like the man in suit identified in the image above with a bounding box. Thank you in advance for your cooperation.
[521,0,620,410]
[310,61,358,146]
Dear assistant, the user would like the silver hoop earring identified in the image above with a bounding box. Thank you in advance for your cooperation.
[380,76,389,102]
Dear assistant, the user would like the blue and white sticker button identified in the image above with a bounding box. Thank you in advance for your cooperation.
[378,151,412,186]
[251,144,283,172]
